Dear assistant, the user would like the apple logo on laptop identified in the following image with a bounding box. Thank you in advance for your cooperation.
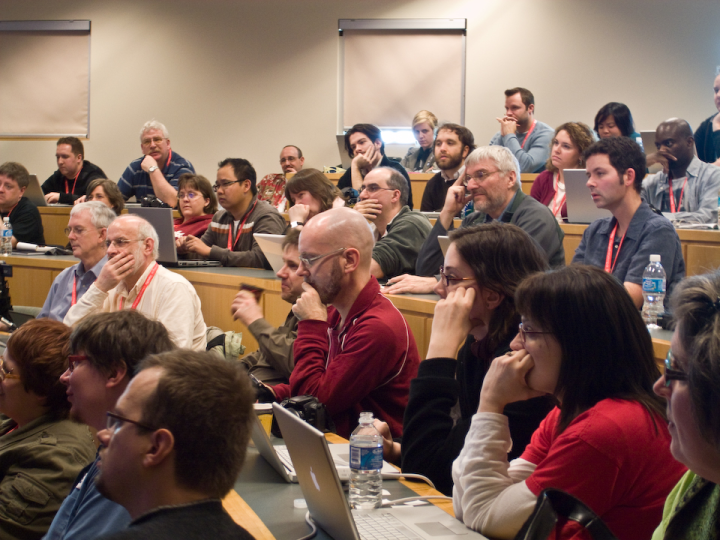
[310,467,320,491]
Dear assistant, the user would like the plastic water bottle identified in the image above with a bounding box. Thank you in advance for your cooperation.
[642,254,666,328]
[1,218,12,256]
[348,412,382,510]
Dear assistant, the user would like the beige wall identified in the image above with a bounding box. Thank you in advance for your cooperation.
[1,0,719,185]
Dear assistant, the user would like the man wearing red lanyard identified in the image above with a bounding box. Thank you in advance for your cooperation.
[41,137,106,205]
[642,118,720,224]
[64,214,207,351]
[0,161,44,247]
[489,87,553,174]
[179,158,285,267]
[573,137,685,309]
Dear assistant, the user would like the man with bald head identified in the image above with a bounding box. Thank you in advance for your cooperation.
[64,214,207,350]
[643,118,720,223]
[267,207,420,438]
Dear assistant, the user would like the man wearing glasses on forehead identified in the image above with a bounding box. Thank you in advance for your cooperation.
[385,146,564,295]
[262,207,420,438]
[44,311,175,540]
[179,158,285,268]
[353,167,431,280]
[118,120,195,208]
[38,202,114,322]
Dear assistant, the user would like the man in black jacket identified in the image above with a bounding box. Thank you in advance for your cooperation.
[42,137,106,204]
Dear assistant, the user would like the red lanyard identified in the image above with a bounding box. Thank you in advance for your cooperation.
[4,201,19,218]
[72,274,78,306]
[227,199,258,250]
[118,263,159,310]
[164,149,172,170]
[520,120,537,149]
[65,169,81,194]
[668,176,688,213]
[550,173,566,217]
[604,222,627,273]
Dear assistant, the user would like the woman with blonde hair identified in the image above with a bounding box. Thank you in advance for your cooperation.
[401,110,438,172]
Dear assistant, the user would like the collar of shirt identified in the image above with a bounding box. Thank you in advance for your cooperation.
[76,254,109,280]
[441,165,465,183]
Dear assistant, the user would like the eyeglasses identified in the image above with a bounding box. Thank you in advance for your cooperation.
[360,183,396,194]
[178,191,200,200]
[518,322,553,343]
[213,180,241,192]
[106,238,142,249]
[106,411,155,434]
[299,247,347,269]
[141,136,166,146]
[68,354,88,373]
[0,357,19,382]
[466,169,501,184]
[439,266,475,288]
[664,350,688,387]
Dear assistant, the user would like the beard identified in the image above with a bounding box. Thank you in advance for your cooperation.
[304,258,343,305]
[436,151,463,172]
[473,189,509,216]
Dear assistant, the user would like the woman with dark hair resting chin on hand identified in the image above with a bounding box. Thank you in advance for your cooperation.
[452,265,686,540]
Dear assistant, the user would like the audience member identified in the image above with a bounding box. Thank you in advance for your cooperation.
[257,145,305,212]
[63,215,207,350]
[420,124,476,212]
[652,270,720,540]
[530,122,594,221]
[452,265,686,540]
[285,168,344,229]
[42,137,106,205]
[391,224,554,496]
[267,207,420,438]
[401,110,438,173]
[692,72,720,165]
[594,102,642,144]
[337,123,414,209]
[573,137,685,307]
[642,118,720,224]
[173,173,216,238]
[179,158,285,268]
[0,161,45,246]
[232,229,304,385]
[354,167,431,279]
[0,319,95,540]
[118,120,194,207]
[38,202,114,321]
[77,178,125,215]
[386,146,564,294]
[94,350,255,540]
[489,87,553,173]
[46,311,176,540]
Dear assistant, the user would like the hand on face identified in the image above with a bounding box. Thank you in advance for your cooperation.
[231,290,264,326]
[479,349,546,414]
[425,286,475,359]
[497,115,519,137]
[353,198,382,222]
[140,155,159,173]
[288,204,310,224]
[353,143,381,173]
[645,151,676,175]
[291,282,328,322]
[95,251,136,292]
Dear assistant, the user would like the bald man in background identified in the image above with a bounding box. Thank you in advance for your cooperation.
[643,118,720,224]
[266,207,420,438]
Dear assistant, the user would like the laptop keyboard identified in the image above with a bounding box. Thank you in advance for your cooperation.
[275,446,295,470]
[354,512,420,539]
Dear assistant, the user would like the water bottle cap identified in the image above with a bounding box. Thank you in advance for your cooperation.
[2,218,8,223]
[649,254,660,262]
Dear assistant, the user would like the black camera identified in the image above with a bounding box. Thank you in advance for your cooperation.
[270,395,335,437]
[139,195,172,208]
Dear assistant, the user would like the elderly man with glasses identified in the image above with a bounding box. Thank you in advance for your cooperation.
[118,120,195,208]
[178,158,285,268]
[259,207,420,438]
[64,214,207,350]
[44,311,175,540]
[353,167,431,280]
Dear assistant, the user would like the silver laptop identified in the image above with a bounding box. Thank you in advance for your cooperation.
[438,236,451,257]
[337,134,352,168]
[251,414,399,483]
[127,207,220,267]
[254,234,285,274]
[272,403,488,540]
[564,169,612,224]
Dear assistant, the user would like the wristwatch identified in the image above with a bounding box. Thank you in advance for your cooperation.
[148,165,158,173]
[290,221,304,228]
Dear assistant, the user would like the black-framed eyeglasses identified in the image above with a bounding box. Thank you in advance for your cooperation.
[299,247,347,269]
[439,266,475,288]
[68,354,88,373]
[213,180,241,192]
[106,411,155,434]
[664,350,688,387]
[359,183,396,195]
[518,322,553,343]
[0,357,20,382]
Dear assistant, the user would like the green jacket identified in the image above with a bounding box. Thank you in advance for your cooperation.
[373,206,432,279]
[0,414,95,540]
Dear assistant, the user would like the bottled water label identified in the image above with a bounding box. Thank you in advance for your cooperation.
[1,229,11,238]
[350,446,382,470]
[642,278,665,293]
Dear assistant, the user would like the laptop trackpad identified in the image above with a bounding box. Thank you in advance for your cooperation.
[416,521,470,536]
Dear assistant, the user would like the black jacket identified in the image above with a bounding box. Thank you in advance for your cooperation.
[42,160,106,204]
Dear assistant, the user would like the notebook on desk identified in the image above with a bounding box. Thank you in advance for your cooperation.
[254,234,285,273]
[564,169,612,224]
[272,403,488,540]
[127,207,220,267]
